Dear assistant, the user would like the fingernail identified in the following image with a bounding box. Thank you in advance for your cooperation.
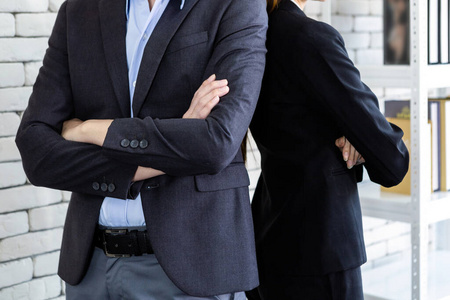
[347,161,353,169]
[344,152,348,161]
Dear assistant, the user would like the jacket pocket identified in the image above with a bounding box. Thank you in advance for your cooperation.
[195,163,250,192]
[331,165,358,196]
[166,31,209,54]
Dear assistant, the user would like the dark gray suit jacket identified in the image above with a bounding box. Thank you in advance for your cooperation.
[15,0,267,296]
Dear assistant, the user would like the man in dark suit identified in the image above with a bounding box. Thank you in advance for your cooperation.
[15,0,267,298]
[247,0,409,299]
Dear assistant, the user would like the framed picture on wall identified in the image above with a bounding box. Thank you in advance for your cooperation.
[384,0,410,65]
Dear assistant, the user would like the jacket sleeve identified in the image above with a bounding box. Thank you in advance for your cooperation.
[101,0,268,176]
[294,23,409,187]
[15,1,138,199]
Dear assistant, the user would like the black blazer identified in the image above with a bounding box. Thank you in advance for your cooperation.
[15,0,267,296]
[250,0,409,280]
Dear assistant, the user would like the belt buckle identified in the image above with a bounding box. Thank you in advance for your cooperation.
[104,229,132,258]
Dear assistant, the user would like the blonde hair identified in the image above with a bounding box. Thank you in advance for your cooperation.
[267,0,281,13]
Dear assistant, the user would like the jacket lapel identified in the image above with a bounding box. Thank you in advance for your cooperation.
[99,0,131,118]
[132,0,200,117]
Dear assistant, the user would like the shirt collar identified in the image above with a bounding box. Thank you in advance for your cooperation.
[126,0,183,18]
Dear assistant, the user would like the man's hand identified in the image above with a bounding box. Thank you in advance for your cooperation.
[335,136,365,169]
[183,74,229,119]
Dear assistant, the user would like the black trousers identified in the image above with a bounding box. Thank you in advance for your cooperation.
[246,267,363,300]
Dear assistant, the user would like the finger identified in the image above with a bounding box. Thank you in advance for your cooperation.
[206,74,216,83]
[335,136,345,148]
[347,144,356,169]
[199,96,220,119]
[196,79,228,100]
[198,85,229,108]
[342,137,350,162]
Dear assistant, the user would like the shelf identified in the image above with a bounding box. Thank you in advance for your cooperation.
[358,182,450,224]
[357,65,412,88]
[363,250,450,300]
[357,64,450,90]
[359,181,412,223]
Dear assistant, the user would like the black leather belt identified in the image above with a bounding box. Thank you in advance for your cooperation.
[95,227,154,257]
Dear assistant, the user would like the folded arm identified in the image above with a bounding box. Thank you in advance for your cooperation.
[62,74,229,181]
[296,24,408,186]
[100,0,267,176]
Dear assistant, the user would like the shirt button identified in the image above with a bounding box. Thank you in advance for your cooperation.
[139,139,149,149]
[101,183,108,192]
[143,33,148,40]
[133,81,137,87]
[130,139,139,148]
[108,184,116,193]
[120,139,130,148]
[92,182,100,191]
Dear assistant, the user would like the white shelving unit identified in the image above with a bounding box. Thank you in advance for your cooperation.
[359,0,450,299]
[319,0,450,299]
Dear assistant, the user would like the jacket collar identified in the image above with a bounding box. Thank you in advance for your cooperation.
[131,0,198,116]
[99,0,197,117]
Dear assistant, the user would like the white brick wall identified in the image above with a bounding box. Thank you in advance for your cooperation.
[29,204,68,231]
[0,0,49,13]
[0,275,62,300]
[0,137,21,162]
[33,251,60,277]
[0,63,25,88]
[24,61,43,86]
[0,228,63,261]
[337,0,370,15]
[0,13,15,36]
[15,13,56,37]
[0,1,65,298]
[0,38,48,62]
[0,87,32,112]
[0,258,33,289]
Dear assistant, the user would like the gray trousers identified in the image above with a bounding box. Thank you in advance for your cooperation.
[66,247,246,300]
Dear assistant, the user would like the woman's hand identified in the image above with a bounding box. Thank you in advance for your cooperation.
[335,136,365,169]
[183,74,229,119]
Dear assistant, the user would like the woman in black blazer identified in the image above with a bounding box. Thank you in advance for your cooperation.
[247,0,409,299]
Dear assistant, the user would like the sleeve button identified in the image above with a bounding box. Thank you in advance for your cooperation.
[139,139,148,149]
[101,183,108,192]
[120,139,130,148]
[108,183,116,193]
[130,139,139,148]
[92,182,100,190]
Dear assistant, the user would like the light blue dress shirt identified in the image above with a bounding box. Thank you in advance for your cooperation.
[99,0,170,227]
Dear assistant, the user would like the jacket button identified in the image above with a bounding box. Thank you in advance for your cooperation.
[120,139,130,148]
[92,182,100,191]
[101,183,108,192]
[130,139,139,148]
[108,183,116,193]
[139,139,148,149]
